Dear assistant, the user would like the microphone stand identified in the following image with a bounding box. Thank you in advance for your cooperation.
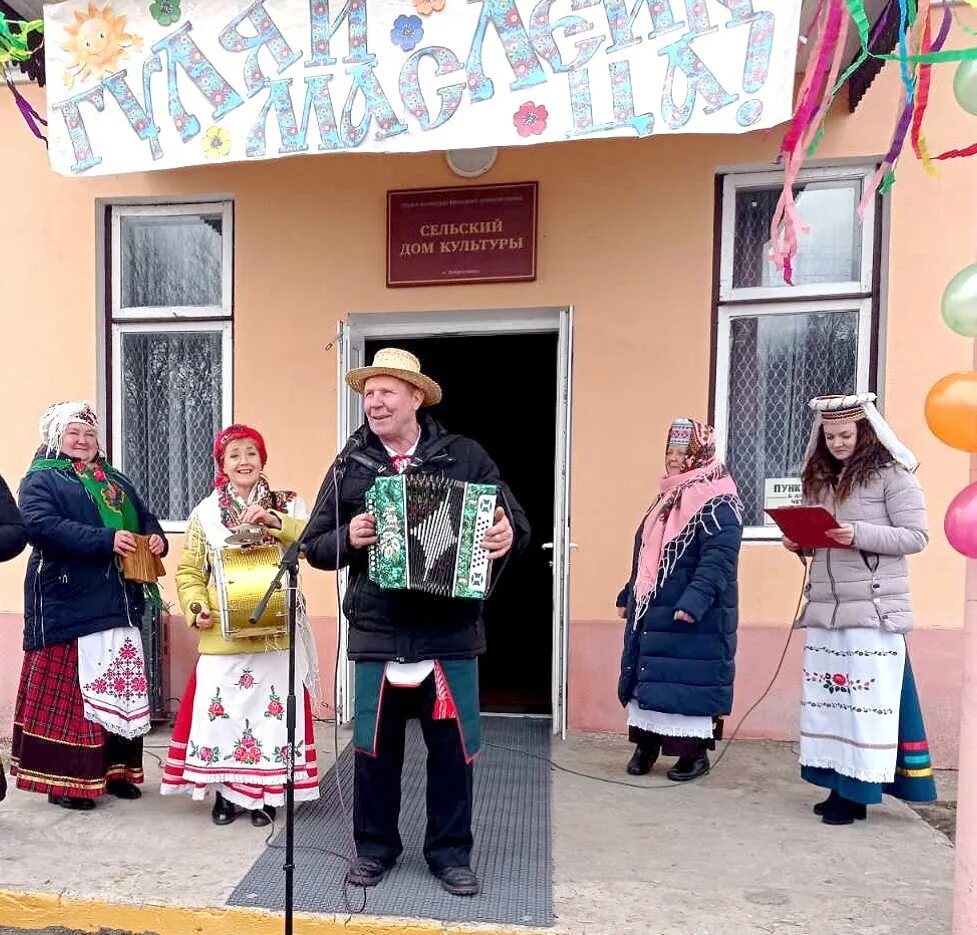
[248,538,301,935]
[247,442,357,935]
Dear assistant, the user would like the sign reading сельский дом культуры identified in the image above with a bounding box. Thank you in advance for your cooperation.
[44,0,802,178]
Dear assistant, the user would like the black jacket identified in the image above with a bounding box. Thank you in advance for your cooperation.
[19,464,168,651]
[0,474,27,563]
[304,414,531,661]
[617,501,743,717]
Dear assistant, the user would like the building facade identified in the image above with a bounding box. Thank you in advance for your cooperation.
[0,38,972,767]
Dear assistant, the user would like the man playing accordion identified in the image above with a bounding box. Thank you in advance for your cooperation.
[304,347,530,897]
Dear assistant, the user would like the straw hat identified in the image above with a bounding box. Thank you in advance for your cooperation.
[345,348,442,407]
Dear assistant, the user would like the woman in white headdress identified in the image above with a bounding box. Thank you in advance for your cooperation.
[785,394,937,825]
[12,402,167,810]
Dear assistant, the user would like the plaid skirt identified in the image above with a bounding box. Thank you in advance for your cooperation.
[11,640,144,799]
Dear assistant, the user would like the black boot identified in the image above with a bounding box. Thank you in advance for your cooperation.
[626,744,659,776]
[211,791,237,826]
[666,752,710,782]
[48,792,96,811]
[820,792,867,825]
[251,805,276,828]
[106,779,142,800]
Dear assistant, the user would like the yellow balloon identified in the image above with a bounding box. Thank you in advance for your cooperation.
[925,372,977,452]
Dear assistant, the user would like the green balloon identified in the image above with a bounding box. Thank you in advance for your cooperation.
[942,263,977,338]
[954,60,977,116]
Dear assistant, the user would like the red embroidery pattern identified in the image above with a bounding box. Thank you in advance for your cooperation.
[236,668,255,690]
[207,688,229,721]
[82,635,148,702]
[265,686,284,720]
[224,719,268,765]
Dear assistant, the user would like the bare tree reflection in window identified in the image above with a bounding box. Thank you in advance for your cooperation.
[121,215,223,308]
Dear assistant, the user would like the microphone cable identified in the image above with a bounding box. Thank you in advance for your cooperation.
[484,553,811,790]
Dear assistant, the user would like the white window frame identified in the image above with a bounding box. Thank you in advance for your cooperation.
[106,200,234,531]
[715,165,879,541]
[719,165,877,303]
[110,202,234,320]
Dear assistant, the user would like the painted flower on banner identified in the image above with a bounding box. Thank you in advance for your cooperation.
[513,102,548,137]
[390,14,423,52]
[413,0,445,15]
[202,126,231,160]
[149,0,181,27]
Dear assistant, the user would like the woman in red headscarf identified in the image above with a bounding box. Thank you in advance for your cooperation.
[161,425,320,826]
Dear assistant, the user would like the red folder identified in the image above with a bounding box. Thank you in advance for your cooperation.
[764,506,845,549]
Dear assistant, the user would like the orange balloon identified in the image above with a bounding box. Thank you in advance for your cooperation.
[925,372,977,452]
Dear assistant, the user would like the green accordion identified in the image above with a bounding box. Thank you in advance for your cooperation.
[366,474,498,599]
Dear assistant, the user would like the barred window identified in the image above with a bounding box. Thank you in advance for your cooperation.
[107,203,233,529]
[714,168,879,538]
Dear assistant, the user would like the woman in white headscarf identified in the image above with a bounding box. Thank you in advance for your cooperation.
[785,394,937,826]
[12,402,167,810]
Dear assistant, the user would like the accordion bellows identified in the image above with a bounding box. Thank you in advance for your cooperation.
[366,475,498,599]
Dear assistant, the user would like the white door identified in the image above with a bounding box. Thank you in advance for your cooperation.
[335,320,365,724]
[549,307,575,738]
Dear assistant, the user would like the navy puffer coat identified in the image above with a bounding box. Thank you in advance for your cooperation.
[617,500,743,718]
[19,464,167,651]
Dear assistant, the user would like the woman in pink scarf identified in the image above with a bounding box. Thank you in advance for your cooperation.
[616,419,743,781]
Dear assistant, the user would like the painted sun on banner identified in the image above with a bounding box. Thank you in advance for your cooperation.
[45,0,802,178]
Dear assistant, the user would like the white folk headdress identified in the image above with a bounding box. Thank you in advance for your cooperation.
[804,393,918,472]
[38,400,102,456]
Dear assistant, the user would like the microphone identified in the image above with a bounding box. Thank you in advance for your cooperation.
[335,433,363,466]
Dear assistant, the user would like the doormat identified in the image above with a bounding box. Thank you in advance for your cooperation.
[228,716,553,927]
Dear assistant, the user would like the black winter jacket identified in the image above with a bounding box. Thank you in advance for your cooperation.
[0,474,27,563]
[19,464,168,651]
[617,500,743,717]
[304,414,531,661]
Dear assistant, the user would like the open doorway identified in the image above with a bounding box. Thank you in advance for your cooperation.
[364,333,556,715]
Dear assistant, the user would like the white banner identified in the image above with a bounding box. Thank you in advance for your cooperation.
[44,0,801,177]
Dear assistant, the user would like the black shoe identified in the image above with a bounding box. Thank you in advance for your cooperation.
[106,780,142,800]
[211,792,237,826]
[48,792,96,811]
[821,793,867,826]
[666,754,710,782]
[346,856,389,888]
[626,745,658,776]
[250,807,274,828]
[814,791,868,821]
[431,865,480,897]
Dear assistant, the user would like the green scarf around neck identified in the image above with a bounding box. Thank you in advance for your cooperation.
[28,457,140,532]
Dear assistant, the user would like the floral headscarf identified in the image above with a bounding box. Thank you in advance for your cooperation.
[632,419,741,620]
[38,400,101,456]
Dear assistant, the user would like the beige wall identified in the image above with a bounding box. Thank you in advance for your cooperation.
[0,56,973,751]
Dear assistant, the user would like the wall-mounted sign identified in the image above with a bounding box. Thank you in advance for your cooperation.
[763,477,803,525]
[44,0,802,178]
[387,182,537,287]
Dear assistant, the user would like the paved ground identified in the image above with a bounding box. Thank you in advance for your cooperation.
[0,724,957,934]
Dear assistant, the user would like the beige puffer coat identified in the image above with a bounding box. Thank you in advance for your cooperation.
[796,464,927,633]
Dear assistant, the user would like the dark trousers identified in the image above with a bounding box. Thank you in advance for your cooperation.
[354,674,473,871]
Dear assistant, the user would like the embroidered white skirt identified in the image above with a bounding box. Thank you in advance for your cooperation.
[799,628,906,784]
[161,650,320,809]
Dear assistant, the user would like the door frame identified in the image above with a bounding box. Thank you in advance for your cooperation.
[335,307,574,738]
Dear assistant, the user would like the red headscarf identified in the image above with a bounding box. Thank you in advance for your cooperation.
[213,424,267,488]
